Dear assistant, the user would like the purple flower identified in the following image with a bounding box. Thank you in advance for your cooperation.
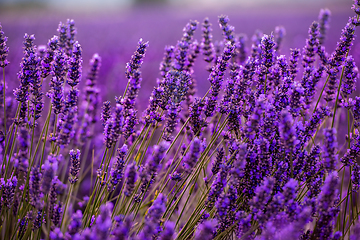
[111,215,133,240]
[2,176,17,208]
[279,109,298,153]
[250,177,275,221]
[204,41,234,117]
[302,21,320,68]
[30,167,43,209]
[159,46,175,78]
[124,162,137,197]
[56,106,77,147]
[123,39,149,112]
[201,18,215,72]
[274,26,286,52]
[66,19,76,56]
[289,82,304,117]
[206,165,228,209]
[101,101,111,126]
[313,171,339,239]
[159,221,176,240]
[219,15,235,46]
[352,162,360,192]
[57,22,67,50]
[341,55,358,98]
[69,149,81,184]
[138,193,167,240]
[108,144,127,192]
[341,130,360,166]
[194,219,217,240]
[67,41,82,88]
[143,86,164,125]
[15,126,29,173]
[67,210,83,236]
[318,8,331,45]
[41,154,59,195]
[323,128,338,172]
[212,147,224,176]
[215,183,238,234]
[289,48,300,80]
[189,98,205,136]
[94,203,113,239]
[0,23,9,68]
[123,109,138,140]
[40,36,58,78]
[50,228,65,240]
[183,137,202,174]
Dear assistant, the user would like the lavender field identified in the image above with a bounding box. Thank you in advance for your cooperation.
[1,0,360,239]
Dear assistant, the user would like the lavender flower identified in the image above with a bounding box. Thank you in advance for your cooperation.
[323,128,338,172]
[274,26,286,52]
[138,193,167,239]
[40,36,58,78]
[173,20,198,72]
[302,22,319,68]
[56,106,77,147]
[124,162,137,197]
[101,101,111,126]
[94,203,113,239]
[183,137,202,174]
[69,149,81,184]
[123,109,138,140]
[0,23,9,68]
[206,165,228,209]
[250,177,275,221]
[341,55,358,98]
[111,215,132,240]
[279,109,298,153]
[66,19,76,56]
[30,167,42,209]
[108,145,127,192]
[41,154,59,195]
[313,171,339,239]
[67,210,83,236]
[15,126,29,173]
[201,18,215,72]
[2,176,17,208]
[341,130,360,166]
[204,41,234,117]
[194,219,217,240]
[67,41,82,87]
[50,228,65,240]
[318,9,331,45]
[352,162,360,192]
[159,46,174,78]
[289,48,300,80]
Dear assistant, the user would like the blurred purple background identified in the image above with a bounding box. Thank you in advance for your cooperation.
[0,0,358,111]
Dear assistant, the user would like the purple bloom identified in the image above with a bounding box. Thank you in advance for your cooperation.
[94,203,113,239]
[188,98,205,136]
[69,149,81,184]
[0,23,9,67]
[67,41,82,87]
[289,48,300,80]
[323,128,338,172]
[201,18,215,72]
[219,15,235,46]
[183,137,202,174]
[2,176,17,208]
[66,19,76,56]
[111,215,133,240]
[289,82,305,117]
[30,167,43,209]
[57,21,67,50]
[138,193,167,240]
[318,9,331,45]
[15,126,29,173]
[302,21,320,68]
[274,26,286,52]
[194,219,217,240]
[279,109,298,153]
[159,46,174,78]
[204,41,234,117]
[108,144,127,192]
[250,177,275,221]
[215,183,238,234]
[41,154,59,195]
[143,86,164,125]
[56,106,77,147]
[50,228,65,240]
[206,165,228,209]
[101,101,111,126]
[352,162,360,192]
[67,210,83,236]
[341,55,358,98]
[341,130,360,166]
[51,202,62,227]
[313,171,339,240]
[123,109,138,140]
[40,36,58,78]
[159,221,176,240]
[124,162,137,197]
[212,147,224,176]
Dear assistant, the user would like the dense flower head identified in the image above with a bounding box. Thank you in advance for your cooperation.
[0,23,9,68]
[67,41,82,87]
[108,144,127,192]
[322,128,338,172]
[341,55,358,98]
[124,162,137,197]
[69,149,81,184]
[260,34,276,69]
[302,21,320,68]
[274,25,286,52]
[201,18,215,71]
[318,8,331,45]
[30,167,43,209]
[194,219,217,240]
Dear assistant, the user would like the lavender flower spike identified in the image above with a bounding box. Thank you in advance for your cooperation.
[69,149,81,184]
[194,219,217,240]
[67,41,82,88]
[318,8,331,45]
[323,128,338,172]
[0,23,9,67]
[341,55,358,98]
[108,144,127,192]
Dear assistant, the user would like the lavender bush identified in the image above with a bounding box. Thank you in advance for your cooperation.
[1,1,360,239]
